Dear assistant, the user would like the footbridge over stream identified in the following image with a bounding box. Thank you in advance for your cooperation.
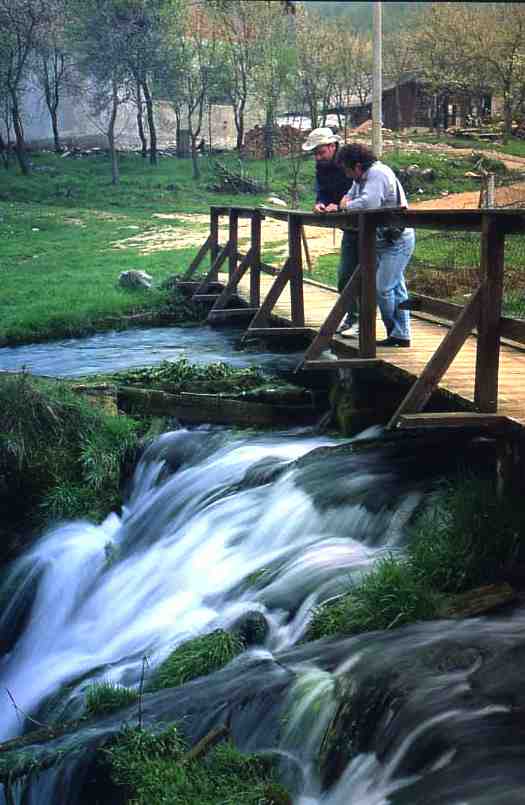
[177,204,525,437]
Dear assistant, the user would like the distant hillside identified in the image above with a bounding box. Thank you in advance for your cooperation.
[302,2,424,34]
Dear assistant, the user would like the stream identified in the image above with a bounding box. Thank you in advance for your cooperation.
[1,331,525,803]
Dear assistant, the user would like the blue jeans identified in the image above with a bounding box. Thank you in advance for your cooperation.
[376,228,415,340]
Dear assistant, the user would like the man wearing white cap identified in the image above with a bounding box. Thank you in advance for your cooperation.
[302,127,357,336]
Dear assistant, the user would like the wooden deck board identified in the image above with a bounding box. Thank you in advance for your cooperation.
[220,271,525,427]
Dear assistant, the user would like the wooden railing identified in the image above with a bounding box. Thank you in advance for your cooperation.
[180,204,525,429]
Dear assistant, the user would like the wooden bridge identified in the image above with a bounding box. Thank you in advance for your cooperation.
[178,204,525,432]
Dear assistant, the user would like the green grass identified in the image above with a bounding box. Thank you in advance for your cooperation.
[105,727,290,805]
[147,629,245,692]
[1,146,523,345]
[107,358,268,395]
[0,373,140,554]
[85,681,138,717]
[308,474,525,641]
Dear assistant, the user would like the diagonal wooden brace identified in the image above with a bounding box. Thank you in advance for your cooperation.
[388,286,482,429]
[208,248,255,315]
[192,242,231,298]
[181,235,212,281]
[296,267,362,370]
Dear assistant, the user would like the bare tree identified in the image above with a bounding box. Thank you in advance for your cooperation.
[330,25,372,137]
[295,7,336,129]
[32,0,70,152]
[0,0,47,175]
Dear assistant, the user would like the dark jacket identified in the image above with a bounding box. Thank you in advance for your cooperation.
[315,152,353,206]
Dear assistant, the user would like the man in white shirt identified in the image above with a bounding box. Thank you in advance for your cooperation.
[336,143,415,347]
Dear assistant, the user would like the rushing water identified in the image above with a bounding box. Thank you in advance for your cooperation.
[2,425,525,804]
[0,326,303,377]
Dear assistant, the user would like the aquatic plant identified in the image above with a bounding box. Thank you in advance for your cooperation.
[106,727,290,805]
[85,681,138,716]
[147,629,245,691]
[307,555,439,640]
[408,475,525,593]
[110,357,267,395]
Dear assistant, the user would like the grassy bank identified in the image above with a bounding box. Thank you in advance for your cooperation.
[1,146,512,345]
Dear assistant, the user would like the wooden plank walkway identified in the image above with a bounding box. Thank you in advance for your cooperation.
[222,271,525,427]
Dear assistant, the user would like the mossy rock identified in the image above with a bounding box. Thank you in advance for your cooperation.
[147,629,245,691]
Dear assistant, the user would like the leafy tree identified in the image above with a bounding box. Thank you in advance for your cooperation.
[383,29,418,130]
[68,0,132,184]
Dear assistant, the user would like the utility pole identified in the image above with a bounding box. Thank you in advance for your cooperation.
[372,1,382,157]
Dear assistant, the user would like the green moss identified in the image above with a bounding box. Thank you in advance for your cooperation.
[85,682,138,717]
[105,727,290,805]
[147,629,245,691]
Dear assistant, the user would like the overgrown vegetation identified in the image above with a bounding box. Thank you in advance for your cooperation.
[0,373,140,557]
[308,475,525,640]
[85,681,138,717]
[147,630,245,692]
[105,726,290,805]
[109,358,268,395]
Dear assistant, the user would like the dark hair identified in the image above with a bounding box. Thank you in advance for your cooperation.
[336,143,377,172]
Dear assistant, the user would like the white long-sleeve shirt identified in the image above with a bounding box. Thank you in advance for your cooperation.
[343,161,408,210]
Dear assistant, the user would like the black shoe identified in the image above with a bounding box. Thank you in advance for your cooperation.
[376,337,411,348]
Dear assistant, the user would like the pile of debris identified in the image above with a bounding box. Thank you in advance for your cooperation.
[207,160,265,194]
[242,124,308,159]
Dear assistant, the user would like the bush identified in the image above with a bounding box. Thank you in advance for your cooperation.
[147,629,245,692]
[85,681,138,717]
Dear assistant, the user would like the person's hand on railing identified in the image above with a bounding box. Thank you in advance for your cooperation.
[314,202,339,213]
[339,195,351,211]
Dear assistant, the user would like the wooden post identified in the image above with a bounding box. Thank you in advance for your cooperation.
[359,213,377,358]
[474,214,505,412]
[210,209,220,273]
[289,214,305,326]
[250,210,261,308]
[228,209,238,281]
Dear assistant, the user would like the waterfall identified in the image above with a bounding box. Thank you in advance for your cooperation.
[2,425,525,804]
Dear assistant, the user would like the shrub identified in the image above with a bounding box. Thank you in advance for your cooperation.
[147,629,245,692]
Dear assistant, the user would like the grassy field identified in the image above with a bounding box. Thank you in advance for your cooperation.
[1,143,524,345]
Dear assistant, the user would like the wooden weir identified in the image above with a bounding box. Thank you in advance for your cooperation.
[179,204,525,432]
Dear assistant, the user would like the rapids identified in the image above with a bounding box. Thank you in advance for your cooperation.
[1,425,525,804]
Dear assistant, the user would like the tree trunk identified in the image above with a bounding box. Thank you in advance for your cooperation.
[235,98,246,151]
[50,106,61,153]
[503,92,513,143]
[136,80,148,158]
[175,109,183,158]
[108,80,119,185]
[142,79,157,166]
[0,131,8,169]
[191,134,200,180]
[10,92,30,175]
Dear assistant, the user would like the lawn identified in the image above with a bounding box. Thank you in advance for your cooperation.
[1,144,524,345]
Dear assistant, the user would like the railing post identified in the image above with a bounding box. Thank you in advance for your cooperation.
[210,208,220,278]
[289,213,305,326]
[250,210,261,308]
[228,209,238,281]
[475,213,505,412]
[359,213,377,358]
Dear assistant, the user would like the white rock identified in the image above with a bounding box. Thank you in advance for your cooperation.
[118,270,153,290]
